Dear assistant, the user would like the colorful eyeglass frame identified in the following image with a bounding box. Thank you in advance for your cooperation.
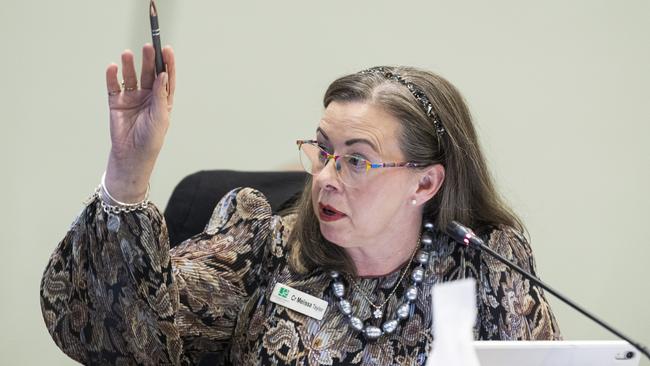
[296,139,433,172]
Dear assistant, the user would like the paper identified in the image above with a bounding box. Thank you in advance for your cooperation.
[426,278,481,366]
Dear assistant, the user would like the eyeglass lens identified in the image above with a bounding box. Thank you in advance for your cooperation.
[298,143,367,187]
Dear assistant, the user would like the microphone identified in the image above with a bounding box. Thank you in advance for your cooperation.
[445,221,650,361]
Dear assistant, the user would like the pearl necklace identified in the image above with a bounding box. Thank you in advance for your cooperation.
[328,221,434,340]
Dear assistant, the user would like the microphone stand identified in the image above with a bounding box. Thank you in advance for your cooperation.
[446,221,650,361]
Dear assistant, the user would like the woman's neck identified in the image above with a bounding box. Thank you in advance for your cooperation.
[345,226,421,277]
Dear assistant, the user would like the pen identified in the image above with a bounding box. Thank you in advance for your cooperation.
[149,0,164,75]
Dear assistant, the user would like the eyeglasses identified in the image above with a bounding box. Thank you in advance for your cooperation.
[296,139,432,187]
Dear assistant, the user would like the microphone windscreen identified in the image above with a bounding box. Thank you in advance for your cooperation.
[446,221,470,244]
[446,221,484,248]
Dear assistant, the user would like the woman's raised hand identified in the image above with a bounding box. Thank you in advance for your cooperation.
[104,44,175,203]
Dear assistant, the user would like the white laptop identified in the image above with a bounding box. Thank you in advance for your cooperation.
[474,341,641,366]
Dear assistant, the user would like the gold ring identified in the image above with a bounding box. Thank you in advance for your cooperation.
[121,80,138,92]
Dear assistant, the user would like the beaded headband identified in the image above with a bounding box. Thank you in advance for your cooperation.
[359,67,446,136]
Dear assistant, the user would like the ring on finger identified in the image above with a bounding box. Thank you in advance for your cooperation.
[108,89,121,96]
[121,80,138,92]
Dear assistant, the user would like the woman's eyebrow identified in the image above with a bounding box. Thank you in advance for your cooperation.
[316,127,378,152]
[345,138,377,152]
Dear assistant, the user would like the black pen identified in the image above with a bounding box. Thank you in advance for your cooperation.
[149,0,164,75]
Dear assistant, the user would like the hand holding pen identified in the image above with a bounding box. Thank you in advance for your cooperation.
[101,0,175,204]
[103,42,175,204]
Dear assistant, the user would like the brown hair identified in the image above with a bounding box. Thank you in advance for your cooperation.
[288,66,523,275]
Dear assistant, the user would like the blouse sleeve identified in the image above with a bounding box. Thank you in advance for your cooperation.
[40,187,274,365]
[475,226,562,340]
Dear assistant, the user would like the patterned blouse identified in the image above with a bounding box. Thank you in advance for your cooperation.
[40,187,561,365]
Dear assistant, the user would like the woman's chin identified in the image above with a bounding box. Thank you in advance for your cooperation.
[319,224,353,248]
[320,222,343,246]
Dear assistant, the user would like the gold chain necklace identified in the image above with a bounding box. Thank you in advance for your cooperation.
[345,234,421,319]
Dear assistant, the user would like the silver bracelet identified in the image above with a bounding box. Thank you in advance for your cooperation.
[92,172,151,214]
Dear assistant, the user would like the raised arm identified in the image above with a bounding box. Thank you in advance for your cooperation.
[40,44,279,364]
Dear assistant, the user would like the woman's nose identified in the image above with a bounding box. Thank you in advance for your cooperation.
[315,157,342,191]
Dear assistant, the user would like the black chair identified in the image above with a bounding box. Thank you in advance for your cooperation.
[164,170,308,247]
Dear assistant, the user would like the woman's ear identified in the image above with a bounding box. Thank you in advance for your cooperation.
[413,164,445,205]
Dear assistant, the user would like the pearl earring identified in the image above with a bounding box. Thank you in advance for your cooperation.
[411,199,417,205]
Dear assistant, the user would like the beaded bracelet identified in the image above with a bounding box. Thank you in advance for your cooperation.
[89,172,151,214]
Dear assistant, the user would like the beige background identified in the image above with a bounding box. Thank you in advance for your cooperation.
[1,0,648,364]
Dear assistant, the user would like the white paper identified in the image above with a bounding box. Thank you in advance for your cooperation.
[426,278,481,366]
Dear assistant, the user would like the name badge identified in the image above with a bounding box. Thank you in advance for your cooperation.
[270,283,328,320]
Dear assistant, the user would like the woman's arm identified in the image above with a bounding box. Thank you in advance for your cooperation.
[40,196,182,364]
[40,187,274,365]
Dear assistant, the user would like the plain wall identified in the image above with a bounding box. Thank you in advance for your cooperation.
[1,0,648,364]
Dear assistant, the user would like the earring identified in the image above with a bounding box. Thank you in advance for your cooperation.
[411,199,417,205]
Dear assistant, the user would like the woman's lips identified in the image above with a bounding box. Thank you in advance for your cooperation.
[318,203,346,222]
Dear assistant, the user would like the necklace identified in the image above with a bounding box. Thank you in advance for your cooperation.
[329,221,434,340]
[344,233,420,320]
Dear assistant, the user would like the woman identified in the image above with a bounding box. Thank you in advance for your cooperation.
[40,45,561,365]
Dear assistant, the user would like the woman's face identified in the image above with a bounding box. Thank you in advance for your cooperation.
[312,101,421,249]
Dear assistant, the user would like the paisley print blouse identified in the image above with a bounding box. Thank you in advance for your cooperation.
[40,187,561,365]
